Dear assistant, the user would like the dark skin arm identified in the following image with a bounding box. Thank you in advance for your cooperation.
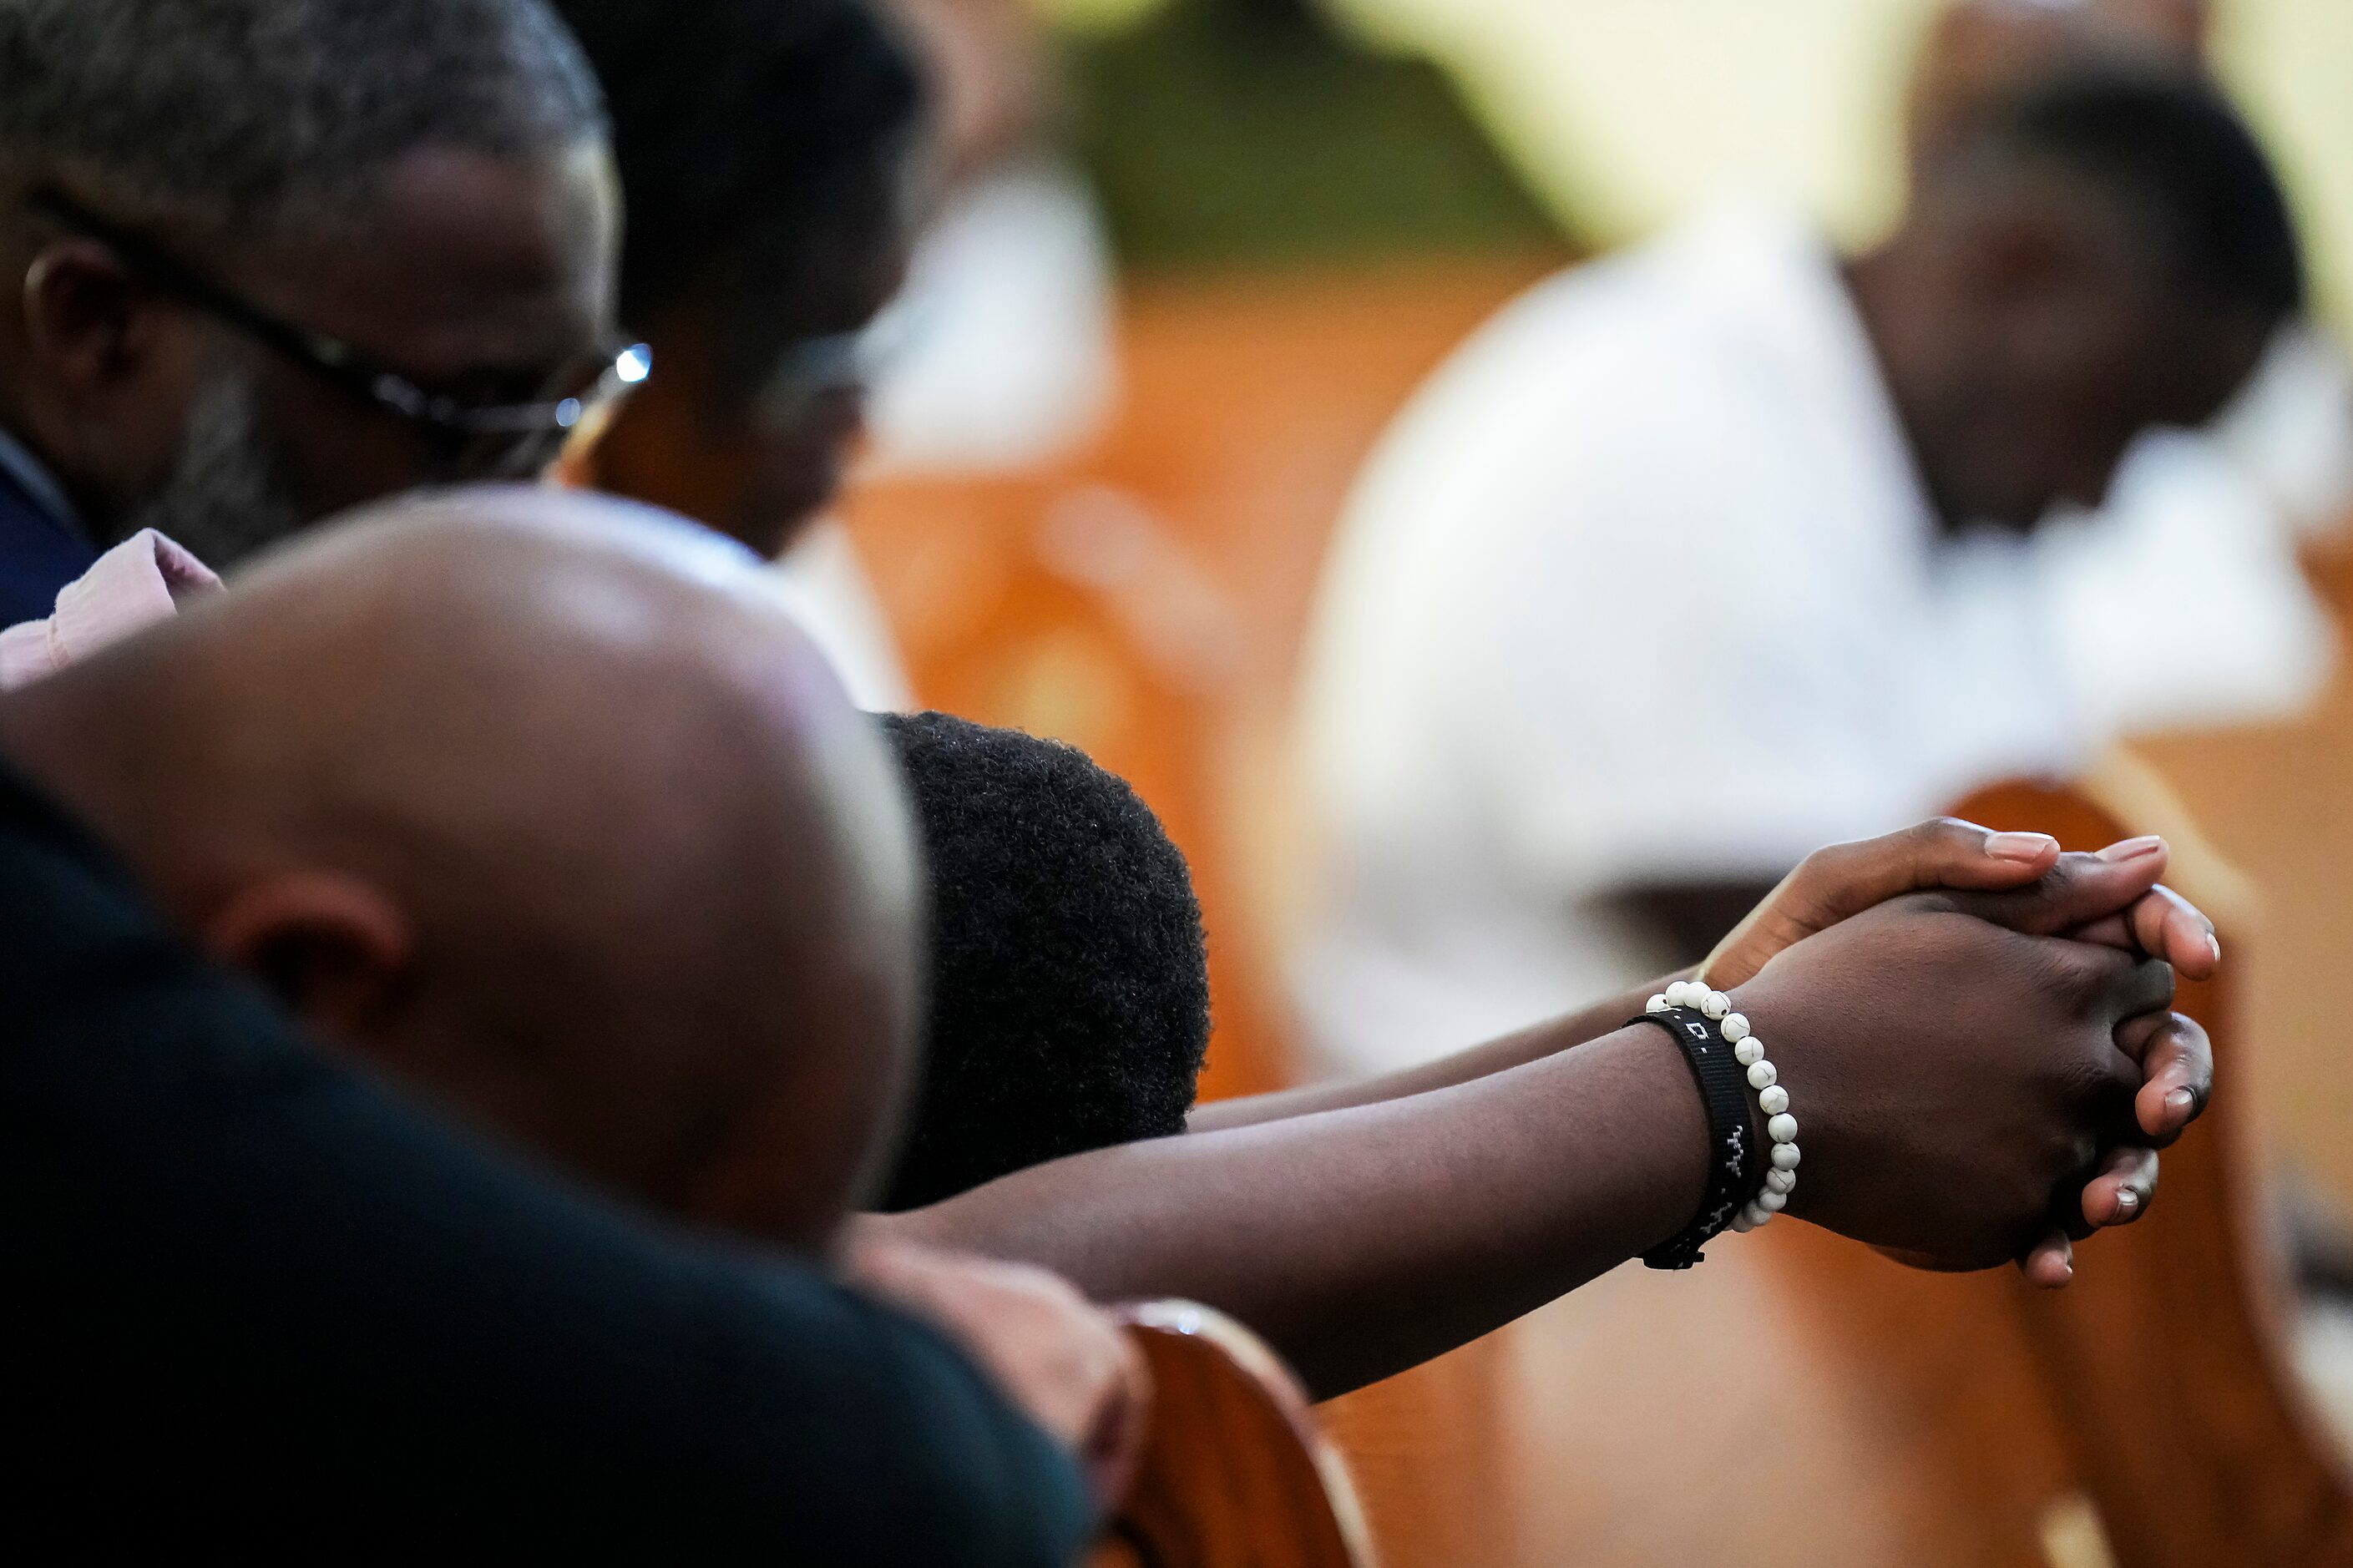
[1184,974,1678,1135]
[1192,821,2218,1135]
[1193,822,2217,1291]
[881,1019,1708,1398]
[878,849,2205,1398]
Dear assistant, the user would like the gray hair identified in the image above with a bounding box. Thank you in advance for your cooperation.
[0,0,606,242]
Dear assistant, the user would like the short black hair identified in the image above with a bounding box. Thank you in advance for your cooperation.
[0,0,604,245]
[1966,62,2304,324]
[549,0,927,377]
[875,712,1211,1212]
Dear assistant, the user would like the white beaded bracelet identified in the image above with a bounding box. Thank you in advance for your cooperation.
[1646,979,1799,1232]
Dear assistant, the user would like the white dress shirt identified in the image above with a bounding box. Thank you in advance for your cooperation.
[1290,197,2333,1075]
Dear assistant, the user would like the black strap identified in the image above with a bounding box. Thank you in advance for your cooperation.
[1632,1006,1765,1269]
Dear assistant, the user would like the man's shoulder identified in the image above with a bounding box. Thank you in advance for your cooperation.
[1446,239,1742,398]
[0,446,97,627]
[1401,205,1835,469]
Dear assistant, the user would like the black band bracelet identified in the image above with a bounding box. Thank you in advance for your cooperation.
[1632,1004,1765,1269]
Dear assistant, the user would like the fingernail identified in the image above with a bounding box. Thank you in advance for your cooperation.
[2165,1087,2197,1118]
[2207,933,2223,966]
[1986,832,2058,862]
[2097,835,2166,862]
[2113,1187,2140,1216]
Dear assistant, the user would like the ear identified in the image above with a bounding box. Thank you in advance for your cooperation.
[200,872,415,1039]
[23,240,172,392]
[19,238,205,489]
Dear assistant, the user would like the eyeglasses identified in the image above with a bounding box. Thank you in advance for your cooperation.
[28,188,650,478]
[751,301,920,435]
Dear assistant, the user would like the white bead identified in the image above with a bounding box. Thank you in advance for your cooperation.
[1756,1189,1787,1214]
[1770,1142,1802,1171]
[1730,1211,1756,1233]
[1671,980,1703,1008]
[1701,990,1731,1019]
[1734,1038,1765,1067]
[1758,1085,1789,1115]
[1720,1012,1750,1042]
[1764,1168,1796,1195]
[1768,1113,1799,1144]
[1744,1203,1774,1228]
[1746,1060,1777,1091]
[1645,994,1669,1014]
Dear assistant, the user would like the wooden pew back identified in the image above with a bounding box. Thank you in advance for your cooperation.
[1953,774,2353,1567]
[1097,1301,1375,1568]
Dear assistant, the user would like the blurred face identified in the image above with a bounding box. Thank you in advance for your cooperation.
[1877,169,2267,530]
[215,140,621,542]
[6,139,621,563]
[585,193,913,561]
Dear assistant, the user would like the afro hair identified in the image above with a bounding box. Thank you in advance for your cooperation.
[876,711,1211,1211]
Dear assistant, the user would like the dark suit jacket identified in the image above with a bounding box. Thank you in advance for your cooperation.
[0,755,1090,1561]
[0,438,96,625]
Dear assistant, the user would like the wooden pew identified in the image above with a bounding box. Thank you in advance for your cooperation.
[1098,1301,1376,1568]
[2130,539,2353,1222]
[1953,771,2353,1566]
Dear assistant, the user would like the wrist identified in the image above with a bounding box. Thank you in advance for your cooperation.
[1613,1019,1719,1255]
[1724,982,1821,1224]
[1632,983,1788,1263]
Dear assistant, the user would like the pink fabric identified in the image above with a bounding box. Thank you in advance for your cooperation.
[0,529,222,690]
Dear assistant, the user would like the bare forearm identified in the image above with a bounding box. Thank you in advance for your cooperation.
[1186,970,1693,1134]
[874,1023,1705,1399]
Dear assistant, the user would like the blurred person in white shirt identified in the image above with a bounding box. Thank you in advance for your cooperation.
[1292,63,2329,1075]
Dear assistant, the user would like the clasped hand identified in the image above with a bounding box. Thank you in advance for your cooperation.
[1701,819,2215,1287]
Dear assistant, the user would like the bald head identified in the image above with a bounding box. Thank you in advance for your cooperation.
[0,487,921,1250]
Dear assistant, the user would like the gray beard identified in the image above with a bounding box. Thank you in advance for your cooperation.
[119,375,306,569]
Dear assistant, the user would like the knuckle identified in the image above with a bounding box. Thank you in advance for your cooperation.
[2053,1045,2128,1118]
[2173,1014,2213,1057]
[1799,840,1859,880]
[1923,818,1985,866]
[2035,855,2089,898]
[2040,941,2111,1004]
